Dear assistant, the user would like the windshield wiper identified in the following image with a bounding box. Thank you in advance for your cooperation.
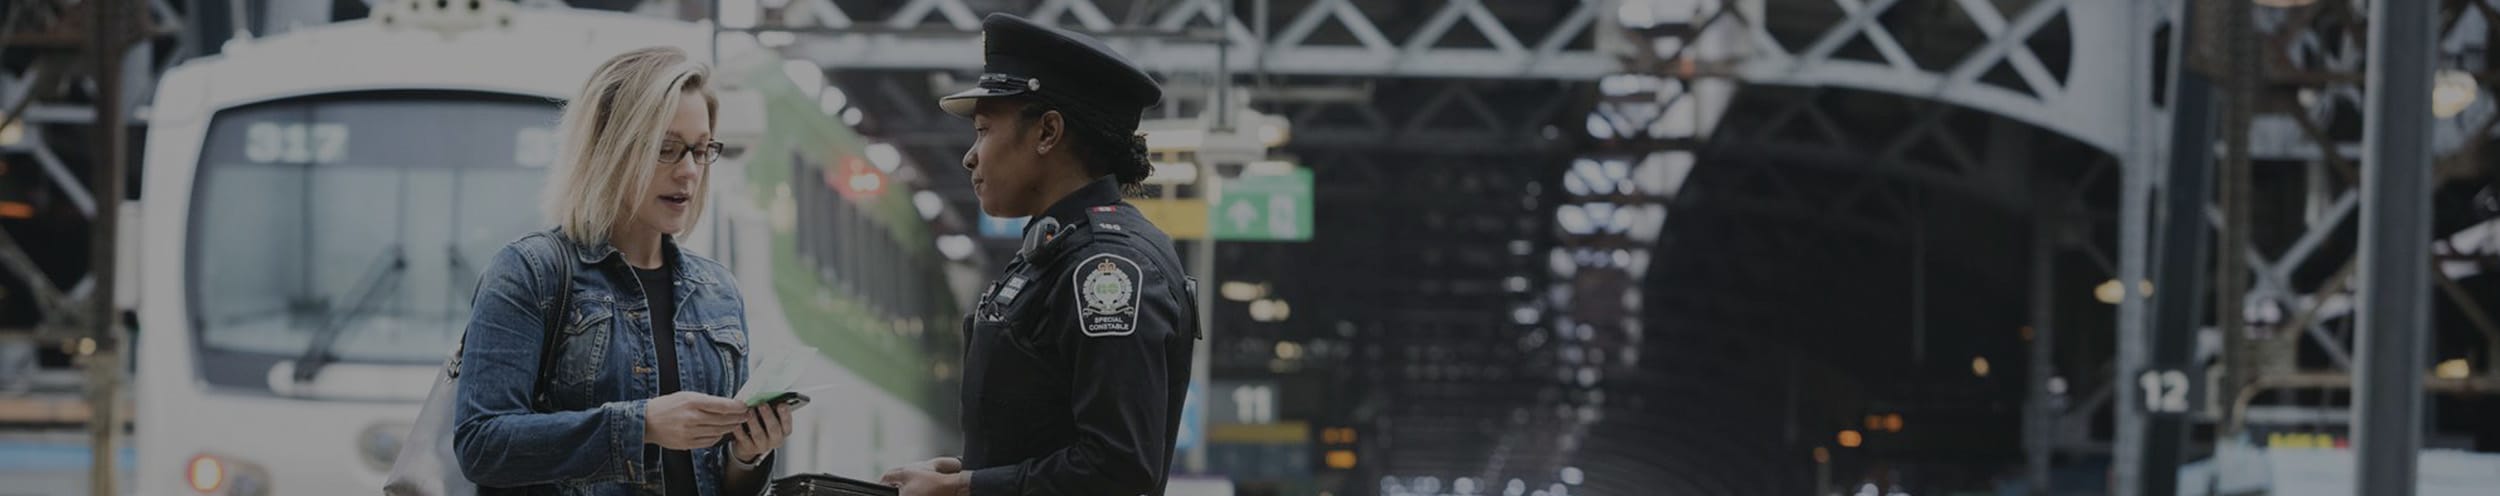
[293,245,407,383]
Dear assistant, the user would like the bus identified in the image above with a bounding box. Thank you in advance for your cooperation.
[131,7,962,494]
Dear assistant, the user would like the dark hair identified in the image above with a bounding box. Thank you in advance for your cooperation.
[1018,99,1153,195]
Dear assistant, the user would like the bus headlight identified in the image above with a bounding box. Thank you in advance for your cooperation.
[187,453,272,496]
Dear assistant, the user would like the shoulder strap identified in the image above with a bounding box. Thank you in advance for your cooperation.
[530,233,575,411]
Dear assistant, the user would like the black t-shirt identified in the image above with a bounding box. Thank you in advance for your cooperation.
[633,263,697,496]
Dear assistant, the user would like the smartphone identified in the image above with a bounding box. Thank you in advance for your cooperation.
[761,391,811,411]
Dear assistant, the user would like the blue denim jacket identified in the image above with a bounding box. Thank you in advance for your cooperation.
[453,230,763,495]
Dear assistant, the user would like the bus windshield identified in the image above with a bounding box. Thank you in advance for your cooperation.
[188,92,559,371]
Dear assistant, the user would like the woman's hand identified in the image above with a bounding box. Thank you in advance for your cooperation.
[644,392,748,450]
[729,402,793,464]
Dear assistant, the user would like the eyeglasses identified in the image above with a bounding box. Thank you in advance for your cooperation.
[659,141,725,165]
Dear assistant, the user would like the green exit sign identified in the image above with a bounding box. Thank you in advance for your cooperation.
[1212,169,1314,241]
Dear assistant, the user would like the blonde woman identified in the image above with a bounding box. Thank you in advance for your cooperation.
[452,47,790,496]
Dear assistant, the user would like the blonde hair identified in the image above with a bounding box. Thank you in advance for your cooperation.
[542,46,720,244]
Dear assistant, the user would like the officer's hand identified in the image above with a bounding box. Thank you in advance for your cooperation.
[729,402,793,464]
[905,457,961,474]
[643,392,748,450]
[880,458,968,496]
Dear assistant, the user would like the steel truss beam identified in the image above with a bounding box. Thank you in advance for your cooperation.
[0,0,184,343]
[1713,0,2147,155]
[2190,0,2500,408]
[762,0,1611,79]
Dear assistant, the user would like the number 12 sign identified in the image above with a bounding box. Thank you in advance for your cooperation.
[2138,368,2198,414]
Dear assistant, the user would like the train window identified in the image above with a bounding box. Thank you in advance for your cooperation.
[186,92,559,375]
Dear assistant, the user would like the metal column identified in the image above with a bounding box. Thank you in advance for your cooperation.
[85,0,136,495]
[2139,0,2218,491]
[2353,0,2436,492]
[2026,218,2056,493]
[2112,1,2170,493]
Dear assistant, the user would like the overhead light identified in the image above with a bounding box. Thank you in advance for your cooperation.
[1560,466,1583,485]
[912,190,944,220]
[1813,446,1831,464]
[1325,449,1357,469]
[2434,70,2478,118]
[1512,306,1541,325]
[781,60,824,98]
[841,107,864,126]
[1585,113,1615,140]
[1220,281,1264,302]
[1257,118,1291,148]
[1564,160,1595,195]
[1275,341,1303,360]
[2095,279,2155,305]
[818,85,847,114]
[1549,249,1576,278]
[1972,356,1992,378]
[935,234,974,260]
[2437,358,2472,379]
[866,142,903,172]
[1838,429,1863,448]
[1556,205,1593,235]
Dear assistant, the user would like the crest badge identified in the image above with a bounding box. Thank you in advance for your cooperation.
[1076,254,1142,337]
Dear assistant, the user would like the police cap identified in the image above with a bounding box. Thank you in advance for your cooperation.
[937,14,1162,132]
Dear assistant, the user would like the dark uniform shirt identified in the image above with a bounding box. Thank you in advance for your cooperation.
[959,177,1199,496]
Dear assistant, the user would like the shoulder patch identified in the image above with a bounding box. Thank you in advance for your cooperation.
[1073,253,1144,337]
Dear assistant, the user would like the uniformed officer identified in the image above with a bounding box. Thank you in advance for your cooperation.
[879,13,1200,496]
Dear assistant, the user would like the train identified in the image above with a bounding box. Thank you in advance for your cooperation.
[128,6,965,494]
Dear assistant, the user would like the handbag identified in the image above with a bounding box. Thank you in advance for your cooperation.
[385,234,575,496]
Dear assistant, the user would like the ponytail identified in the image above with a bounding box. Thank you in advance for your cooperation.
[1018,99,1156,196]
[1105,130,1153,195]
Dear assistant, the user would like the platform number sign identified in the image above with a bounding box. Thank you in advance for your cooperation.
[1232,384,1275,424]
[2139,368,2193,414]
[1212,380,1278,425]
